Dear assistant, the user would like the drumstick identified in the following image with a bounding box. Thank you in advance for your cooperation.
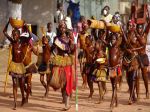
[40,27,46,37]
[4,46,12,93]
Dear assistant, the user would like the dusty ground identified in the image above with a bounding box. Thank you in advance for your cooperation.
[0,48,150,112]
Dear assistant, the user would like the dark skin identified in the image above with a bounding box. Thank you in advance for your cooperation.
[53,23,75,106]
[109,35,121,67]
[134,21,150,99]
[124,27,140,104]
[84,37,95,99]
[122,22,142,101]
[47,23,52,33]
[94,40,107,103]
[108,34,122,110]
[20,28,38,102]
[78,22,89,89]
[40,36,51,97]
[3,21,25,110]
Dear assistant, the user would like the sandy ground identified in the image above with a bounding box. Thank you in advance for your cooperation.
[0,48,150,112]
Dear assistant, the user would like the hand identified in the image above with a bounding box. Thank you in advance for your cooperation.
[131,48,135,51]
[127,49,132,53]
[42,37,48,45]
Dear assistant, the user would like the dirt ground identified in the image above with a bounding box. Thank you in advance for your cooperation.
[0,48,150,112]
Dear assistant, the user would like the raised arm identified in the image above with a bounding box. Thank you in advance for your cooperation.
[32,46,39,56]
[145,20,150,35]
[120,26,128,43]
[3,21,13,42]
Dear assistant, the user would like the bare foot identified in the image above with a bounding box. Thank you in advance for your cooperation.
[63,105,71,111]
[95,100,102,104]
[146,92,149,99]
[21,98,26,107]
[13,103,16,110]
[128,100,132,105]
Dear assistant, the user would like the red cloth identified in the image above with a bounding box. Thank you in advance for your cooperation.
[64,66,74,96]
[117,66,122,76]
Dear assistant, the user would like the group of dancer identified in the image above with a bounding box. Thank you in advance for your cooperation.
[2,1,150,111]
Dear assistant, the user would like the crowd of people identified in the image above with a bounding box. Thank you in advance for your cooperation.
[2,1,150,111]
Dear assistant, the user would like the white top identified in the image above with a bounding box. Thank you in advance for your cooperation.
[55,10,64,23]
[65,16,73,30]
[46,32,56,46]
[73,32,78,44]
[101,14,113,23]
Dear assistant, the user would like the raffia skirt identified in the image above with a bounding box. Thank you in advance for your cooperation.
[9,61,26,78]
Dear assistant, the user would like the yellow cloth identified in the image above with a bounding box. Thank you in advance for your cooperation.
[101,14,113,23]
[93,68,107,82]
[8,61,26,75]
[51,55,73,67]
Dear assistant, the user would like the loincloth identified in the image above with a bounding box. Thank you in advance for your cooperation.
[128,56,139,71]
[92,67,107,82]
[38,62,51,74]
[109,65,122,78]
[83,63,94,75]
[138,53,149,68]
[9,61,26,76]
[25,62,38,75]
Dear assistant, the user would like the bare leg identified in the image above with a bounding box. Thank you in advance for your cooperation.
[87,74,94,99]
[12,77,17,110]
[61,84,66,103]
[97,81,103,104]
[64,95,71,110]
[40,74,46,89]
[118,76,122,91]
[19,77,26,106]
[128,71,137,104]
[45,73,50,97]
[136,71,140,100]
[110,77,117,110]
[62,85,71,110]
[101,81,107,96]
[141,67,149,99]
[26,74,32,102]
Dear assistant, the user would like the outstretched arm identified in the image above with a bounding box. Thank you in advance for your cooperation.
[3,21,13,43]
[131,46,144,52]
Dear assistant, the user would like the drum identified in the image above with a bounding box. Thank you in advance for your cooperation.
[107,23,121,33]
[87,19,105,29]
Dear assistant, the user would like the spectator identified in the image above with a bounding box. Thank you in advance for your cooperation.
[46,22,56,47]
